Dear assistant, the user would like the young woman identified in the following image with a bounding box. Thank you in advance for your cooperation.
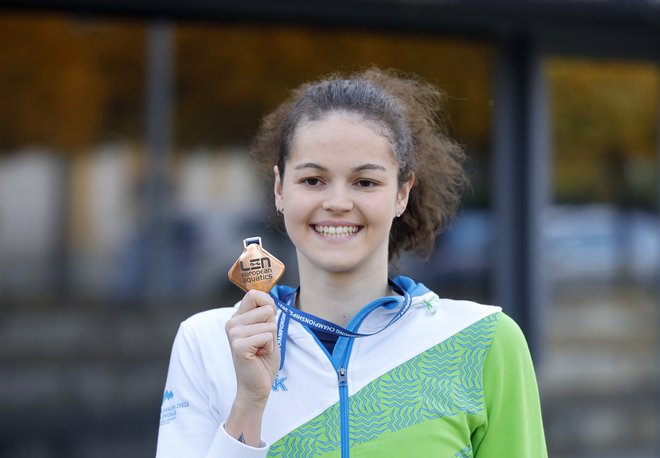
[156,68,547,457]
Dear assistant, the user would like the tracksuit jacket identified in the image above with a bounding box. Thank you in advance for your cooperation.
[156,276,547,457]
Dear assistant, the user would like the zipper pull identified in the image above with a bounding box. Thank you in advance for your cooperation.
[337,367,348,387]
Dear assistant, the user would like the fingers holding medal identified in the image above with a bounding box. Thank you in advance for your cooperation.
[225,238,285,403]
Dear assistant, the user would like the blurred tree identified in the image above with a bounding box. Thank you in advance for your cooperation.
[174,24,492,147]
[548,59,659,208]
[0,16,493,201]
[2,17,657,209]
[175,24,493,205]
[0,15,145,154]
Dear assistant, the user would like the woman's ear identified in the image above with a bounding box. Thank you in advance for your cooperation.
[273,165,283,210]
[396,173,415,215]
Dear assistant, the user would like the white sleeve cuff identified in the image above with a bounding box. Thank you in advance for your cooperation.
[204,423,269,458]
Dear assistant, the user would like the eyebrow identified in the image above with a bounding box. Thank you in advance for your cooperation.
[293,162,328,171]
[293,162,387,173]
[353,164,387,173]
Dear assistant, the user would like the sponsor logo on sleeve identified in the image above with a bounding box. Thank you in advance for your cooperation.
[159,389,190,426]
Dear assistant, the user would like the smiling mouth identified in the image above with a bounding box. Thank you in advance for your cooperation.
[312,225,361,238]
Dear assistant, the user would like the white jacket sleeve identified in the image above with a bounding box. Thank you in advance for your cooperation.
[156,323,269,458]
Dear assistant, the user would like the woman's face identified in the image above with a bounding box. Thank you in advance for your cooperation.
[274,113,413,277]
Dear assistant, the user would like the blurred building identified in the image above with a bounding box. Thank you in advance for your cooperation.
[0,1,659,457]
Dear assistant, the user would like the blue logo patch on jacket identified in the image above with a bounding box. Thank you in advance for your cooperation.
[272,375,288,391]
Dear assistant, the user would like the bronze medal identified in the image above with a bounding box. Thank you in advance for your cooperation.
[228,237,285,293]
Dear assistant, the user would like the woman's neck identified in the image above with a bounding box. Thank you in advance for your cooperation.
[296,267,393,327]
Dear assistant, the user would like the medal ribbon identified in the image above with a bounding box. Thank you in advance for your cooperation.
[272,279,412,369]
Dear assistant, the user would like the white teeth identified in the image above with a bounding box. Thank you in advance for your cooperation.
[314,225,359,238]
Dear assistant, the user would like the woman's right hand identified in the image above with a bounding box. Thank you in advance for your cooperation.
[224,289,280,446]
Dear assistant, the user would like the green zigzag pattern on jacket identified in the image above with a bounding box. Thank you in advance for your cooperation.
[267,313,499,457]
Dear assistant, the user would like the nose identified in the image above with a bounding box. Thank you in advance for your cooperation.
[322,185,353,213]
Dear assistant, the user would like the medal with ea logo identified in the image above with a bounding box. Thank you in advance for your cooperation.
[228,237,285,293]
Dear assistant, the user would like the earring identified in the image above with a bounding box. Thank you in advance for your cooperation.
[277,207,284,216]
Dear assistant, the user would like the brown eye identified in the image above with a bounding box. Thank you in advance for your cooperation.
[357,180,376,188]
[303,177,322,186]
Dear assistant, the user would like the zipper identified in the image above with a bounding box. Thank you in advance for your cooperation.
[337,366,350,458]
[325,288,412,458]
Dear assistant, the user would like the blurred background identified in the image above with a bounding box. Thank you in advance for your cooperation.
[0,1,658,457]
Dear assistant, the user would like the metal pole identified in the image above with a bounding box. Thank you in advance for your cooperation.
[526,42,551,364]
[492,34,547,360]
[143,21,174,304]
[492,35,529,334]
[655,64,660,458]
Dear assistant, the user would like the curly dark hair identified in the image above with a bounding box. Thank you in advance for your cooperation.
[249,67,468,260]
